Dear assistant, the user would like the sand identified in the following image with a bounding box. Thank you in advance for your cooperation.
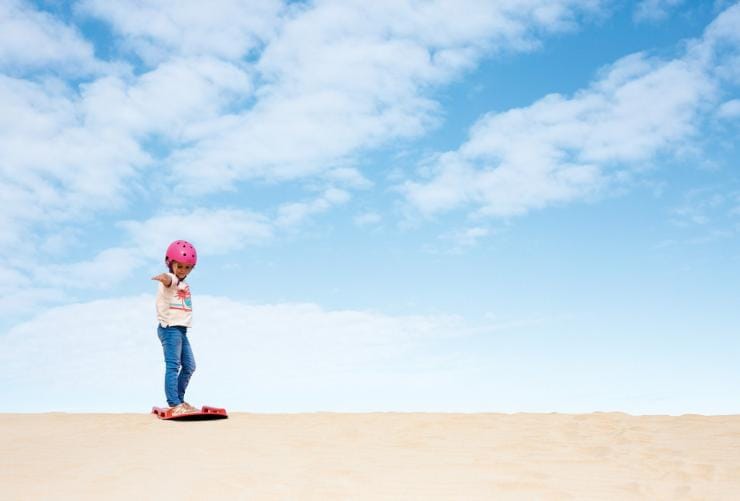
[2,412,740,500]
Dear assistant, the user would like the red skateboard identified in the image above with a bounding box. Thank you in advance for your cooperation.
[152,405,228,420]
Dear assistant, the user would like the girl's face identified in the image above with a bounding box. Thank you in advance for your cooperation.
[171,260,193,280]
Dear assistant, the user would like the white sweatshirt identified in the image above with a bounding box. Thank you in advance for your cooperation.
[156,273,192,328]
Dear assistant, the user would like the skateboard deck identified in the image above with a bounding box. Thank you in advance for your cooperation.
[152,405,228,420]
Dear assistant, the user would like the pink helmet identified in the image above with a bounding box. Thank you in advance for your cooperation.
[165,240,197,267]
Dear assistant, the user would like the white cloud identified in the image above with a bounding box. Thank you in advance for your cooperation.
[0,0,101,74]
[23,192,351,294]
[0,75,150,253]
[401,7,737,218]
[0,295,482,412]
[670,188,726,227]
[323,167,373,189]
[42,247,148,290]
[0,0,609,317]
[0,285,62,318]
[664,186,740,246]
[633,0,684,23]
[421,225,495,255]
[1,188,354,313]
[717,98,740,118]
[80,57,253,139]
[0,0,607,249]
[120,208,274,258]
[168,0,606,193]
[77,0,284,64]
[0,59,249,260]
[354,212,382,226]
[688,3,740,87]
[105,189,347,261]
[3,293,734,414]
[0,207,274,313]
[276,188,351,227]
[0,265,62,316]
[445,226,491,251]
[703,1,740,47]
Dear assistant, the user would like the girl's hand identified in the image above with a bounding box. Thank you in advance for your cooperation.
[151,273,172,287]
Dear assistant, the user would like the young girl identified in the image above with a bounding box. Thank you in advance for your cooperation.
[152,240,198,416]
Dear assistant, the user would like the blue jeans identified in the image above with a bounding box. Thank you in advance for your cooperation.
[157,325,196,406]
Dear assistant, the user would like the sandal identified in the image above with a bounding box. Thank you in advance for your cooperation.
[170,403,198,416]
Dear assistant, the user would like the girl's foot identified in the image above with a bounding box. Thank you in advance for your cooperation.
[183,402,198,412]
[170,403,197,416]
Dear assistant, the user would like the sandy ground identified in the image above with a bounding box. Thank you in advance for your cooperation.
[2,412,740,500]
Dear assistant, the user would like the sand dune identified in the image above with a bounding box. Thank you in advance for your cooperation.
[2,412,740,499]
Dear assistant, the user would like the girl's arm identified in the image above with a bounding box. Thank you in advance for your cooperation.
[151,273,173,287]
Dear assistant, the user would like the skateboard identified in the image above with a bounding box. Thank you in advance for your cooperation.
[151,405,228,420]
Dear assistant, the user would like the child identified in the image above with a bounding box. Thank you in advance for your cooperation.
[152,240,198,416]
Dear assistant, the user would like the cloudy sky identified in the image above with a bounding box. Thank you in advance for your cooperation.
[1,0,739,414]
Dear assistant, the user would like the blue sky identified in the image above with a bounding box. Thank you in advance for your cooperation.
[1,0,739,414]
